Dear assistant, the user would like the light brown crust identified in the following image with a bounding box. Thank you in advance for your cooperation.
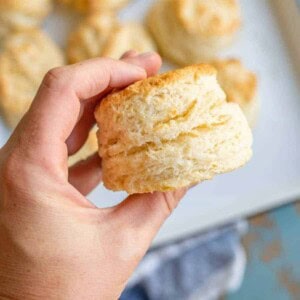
[58,0,129,12]
[99,64,216,110]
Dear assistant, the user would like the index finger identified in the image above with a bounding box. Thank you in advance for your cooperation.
[25,58,148,146]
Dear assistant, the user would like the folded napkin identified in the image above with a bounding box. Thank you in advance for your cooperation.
[121,222,247,300]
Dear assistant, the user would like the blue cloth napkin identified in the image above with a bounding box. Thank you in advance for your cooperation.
[121,222,247,300]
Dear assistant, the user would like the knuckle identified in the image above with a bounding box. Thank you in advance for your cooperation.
[42,67,69,92]
[1,150,21,190]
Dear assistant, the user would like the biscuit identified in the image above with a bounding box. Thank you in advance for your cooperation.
[67,13,156,63]
[101,23,156,60]
[0,29,65,128]
[0,0,52,38]
[58,0,129,13]
[67,12,116,64]
[67,12,155,63]
[95,64,253,194]
[211,59,258,127]
[147,0,241,65]
[68,129,98,166]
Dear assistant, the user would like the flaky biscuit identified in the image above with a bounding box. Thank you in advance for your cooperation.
[211,59,258,127]
[147,0,241,65]
[68,129,98,166]
[67,13,156,63]
[58,0,129,13]
[0,29,65,128]
[0,0,52,38]
[95,64,252,194]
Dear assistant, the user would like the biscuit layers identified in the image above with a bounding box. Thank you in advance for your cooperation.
[95,64,253,194]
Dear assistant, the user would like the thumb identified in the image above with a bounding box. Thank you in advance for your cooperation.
[110,188,187,249]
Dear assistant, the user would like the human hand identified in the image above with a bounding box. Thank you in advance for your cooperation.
[0,52,187,299]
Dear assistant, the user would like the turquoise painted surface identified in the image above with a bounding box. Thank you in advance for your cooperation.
[227,203,300,300]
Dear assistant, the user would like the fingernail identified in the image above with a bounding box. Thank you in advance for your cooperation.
[138,52,156,58]
[121,50,139,59]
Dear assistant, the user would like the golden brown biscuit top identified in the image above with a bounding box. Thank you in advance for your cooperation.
[98,64,216,110]
[173,0,241,36]
[212,59,257,105]
[59,0,129,12]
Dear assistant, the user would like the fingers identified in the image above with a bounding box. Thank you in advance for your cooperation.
[110,188,187,249]
[65,52,161,155]
[123,52,162,77]
[68,153,102,195]
[66,100,96,155]
[25,58,147,146]
[21,54,161,156]
[120,50,139,59]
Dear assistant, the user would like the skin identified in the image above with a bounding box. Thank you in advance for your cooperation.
[0,51,187,299]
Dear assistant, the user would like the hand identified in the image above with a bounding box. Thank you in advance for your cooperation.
[0,52,187,300]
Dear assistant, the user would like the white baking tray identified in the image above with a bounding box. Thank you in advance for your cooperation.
[0,0,300,245]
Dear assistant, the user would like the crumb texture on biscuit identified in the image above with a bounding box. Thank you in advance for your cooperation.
[95,64,253,194]
[0,29,64,128]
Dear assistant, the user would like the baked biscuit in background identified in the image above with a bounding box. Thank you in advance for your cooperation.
[0,29,65,128]
[67,12,116,63]
[58,0,129,13]
[68,129,98,166]
[67,13,155,63]
[95,64,253,194]
[101,22,156,60]
[211,59,258,127]
[147,0,241,65]
[0,0,52,39]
